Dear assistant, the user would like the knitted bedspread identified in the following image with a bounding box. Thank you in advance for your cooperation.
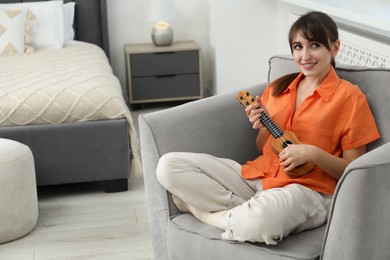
[0,43,141,174]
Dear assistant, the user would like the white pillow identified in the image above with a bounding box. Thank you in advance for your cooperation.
[0,7,29,55]
[63,2,75,44]
[3,1,64,50]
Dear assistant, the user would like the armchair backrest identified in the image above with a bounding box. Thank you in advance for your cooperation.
[268,55,390,150]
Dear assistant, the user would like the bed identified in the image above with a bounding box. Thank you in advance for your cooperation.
[0,0,140,192]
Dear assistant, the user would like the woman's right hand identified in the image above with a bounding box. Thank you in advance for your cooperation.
[244,95,267,130]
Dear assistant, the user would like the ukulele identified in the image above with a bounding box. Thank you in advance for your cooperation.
[236,90,315,176]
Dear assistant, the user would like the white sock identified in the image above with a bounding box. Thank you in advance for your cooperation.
[185,203,229,231]
[172,194,230,230]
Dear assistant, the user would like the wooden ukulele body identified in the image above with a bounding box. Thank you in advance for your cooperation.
[272,131,316,177]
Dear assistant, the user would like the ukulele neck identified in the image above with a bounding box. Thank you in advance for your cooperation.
[259,112,284,138]
[235,90,285,139]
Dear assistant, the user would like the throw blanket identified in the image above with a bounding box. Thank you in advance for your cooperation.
[0,43,140,174]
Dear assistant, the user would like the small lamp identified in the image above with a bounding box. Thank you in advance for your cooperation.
[147,0,176,46]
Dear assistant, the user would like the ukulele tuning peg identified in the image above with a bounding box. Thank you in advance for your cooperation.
[240,96,244,100]
[245,101,250,106]
[251,98,255,102]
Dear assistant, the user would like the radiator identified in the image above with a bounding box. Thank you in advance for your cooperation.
[337,29,390,68]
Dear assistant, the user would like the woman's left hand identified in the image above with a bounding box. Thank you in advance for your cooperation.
[279,144,313,178]
[280,144,366,180]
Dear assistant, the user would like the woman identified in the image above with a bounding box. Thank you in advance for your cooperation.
[156,11,380,244]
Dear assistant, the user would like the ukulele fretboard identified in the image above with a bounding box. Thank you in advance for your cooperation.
[259,112,284,138]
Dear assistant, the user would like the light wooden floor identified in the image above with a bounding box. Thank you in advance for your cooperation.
[0,103,178,260]
[0,178,154,260]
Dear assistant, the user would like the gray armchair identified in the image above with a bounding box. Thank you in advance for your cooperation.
[139,55,390,260]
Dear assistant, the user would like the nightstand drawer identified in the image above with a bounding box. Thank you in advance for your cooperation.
[131,74,200,101]
[130,51,199,77]
[125,41,203,106]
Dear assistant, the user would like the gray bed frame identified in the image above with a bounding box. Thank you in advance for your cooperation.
[0,0,131,192]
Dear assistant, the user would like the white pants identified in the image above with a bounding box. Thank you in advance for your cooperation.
[157,152,332,245]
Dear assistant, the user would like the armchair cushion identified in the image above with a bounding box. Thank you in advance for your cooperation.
[169,214,326,260]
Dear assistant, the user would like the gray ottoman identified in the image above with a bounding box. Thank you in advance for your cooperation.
[0,138,38,244]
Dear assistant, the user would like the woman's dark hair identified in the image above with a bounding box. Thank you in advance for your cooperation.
[271,11,339,96]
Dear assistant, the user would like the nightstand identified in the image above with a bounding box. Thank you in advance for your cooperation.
[124,40,203,107]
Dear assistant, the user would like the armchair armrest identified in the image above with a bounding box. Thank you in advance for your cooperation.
[139,84,265,259]
[321,142,390,260]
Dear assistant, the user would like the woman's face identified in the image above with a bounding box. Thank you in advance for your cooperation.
[291,32,339,81]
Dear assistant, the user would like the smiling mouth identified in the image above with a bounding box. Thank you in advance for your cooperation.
[302,62,317,69]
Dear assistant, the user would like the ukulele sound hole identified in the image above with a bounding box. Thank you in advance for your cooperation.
[282,140,293,148]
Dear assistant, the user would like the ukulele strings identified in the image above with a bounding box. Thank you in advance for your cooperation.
[259,111,290,149]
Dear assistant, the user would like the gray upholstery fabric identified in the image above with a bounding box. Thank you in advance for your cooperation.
[140,55,390,259]
[139,86,262,260]
[0,119,130,186]
[321,142,390,260]
[268,55,300,83]
[169,214,326,260]
[68,0,110,58]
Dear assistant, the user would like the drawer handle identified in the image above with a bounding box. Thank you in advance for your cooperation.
[155,74,177,78]
[154,51,176,55]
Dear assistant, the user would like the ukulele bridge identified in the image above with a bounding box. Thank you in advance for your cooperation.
[282,140,293,148]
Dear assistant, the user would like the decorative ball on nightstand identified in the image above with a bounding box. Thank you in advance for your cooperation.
[147,0,176,47]
[151,21,174,46]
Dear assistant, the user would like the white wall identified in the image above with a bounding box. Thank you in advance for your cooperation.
[106,0,211,98]
[275,0,390,55]
[280,0,390,33]
[209,0,277,94]
[106,0,278,97]
[106,0,390,98]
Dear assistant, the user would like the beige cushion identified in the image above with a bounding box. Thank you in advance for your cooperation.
[0,138,38,244]
[0,7,29,55]
[3,1,64,50]
[0,6,34,55]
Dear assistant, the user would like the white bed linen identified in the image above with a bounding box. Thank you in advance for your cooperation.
[0,43,140,174]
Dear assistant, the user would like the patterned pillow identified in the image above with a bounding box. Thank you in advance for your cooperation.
[5,1,64,50]
[0,7,28,55]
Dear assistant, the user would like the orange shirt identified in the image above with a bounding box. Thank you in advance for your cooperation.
[241,67,380,194]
